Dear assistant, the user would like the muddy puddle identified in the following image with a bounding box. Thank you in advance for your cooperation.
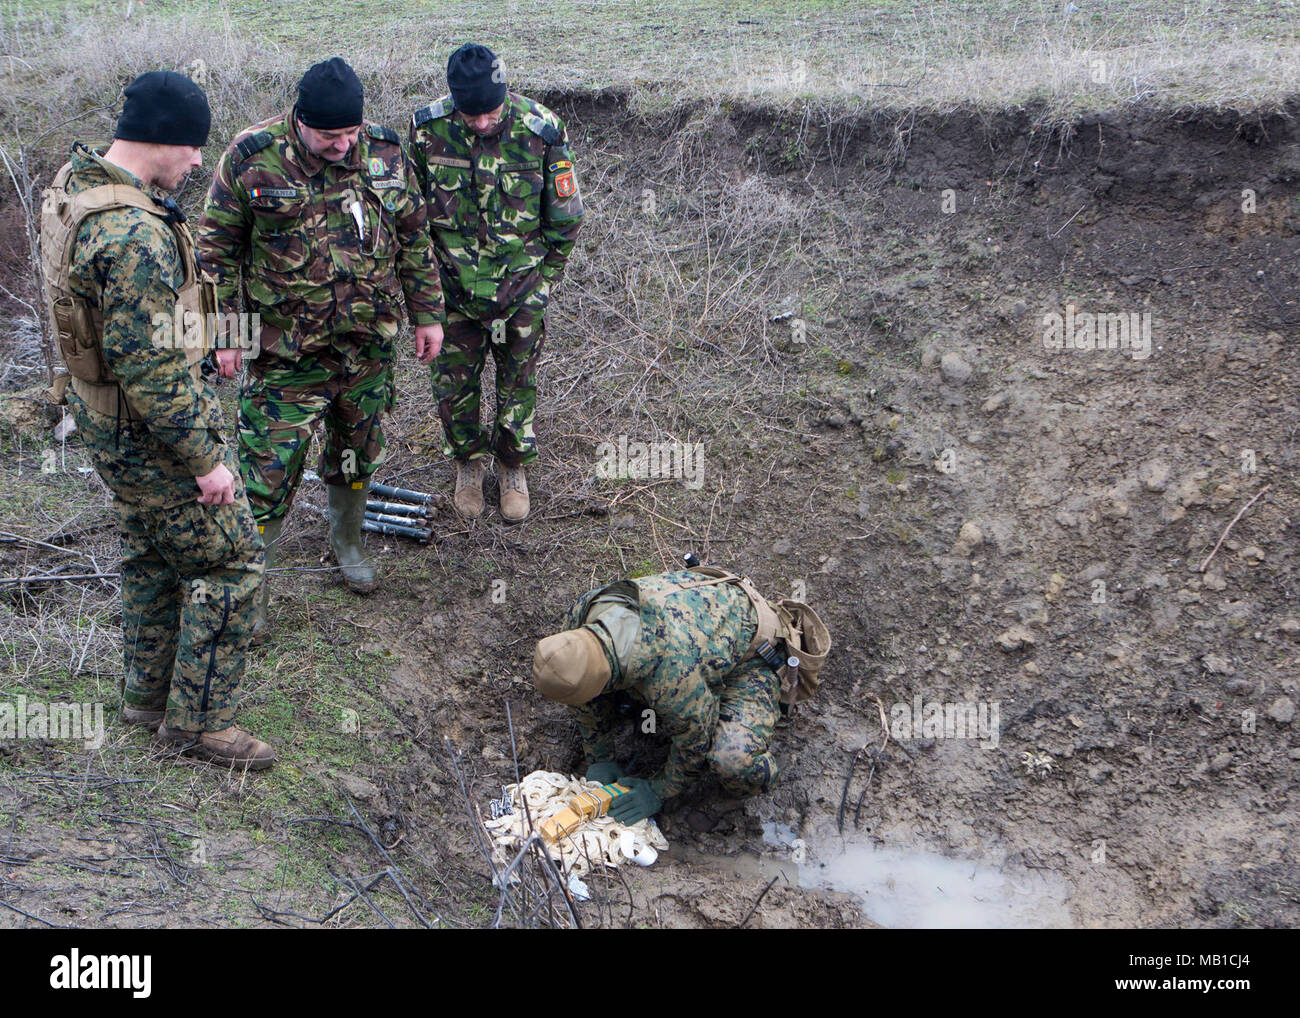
[676,822,1074,928]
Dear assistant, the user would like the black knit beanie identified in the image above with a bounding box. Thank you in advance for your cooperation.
[447,44,507,115]
[114,71,210,147]
[296,57,364,130]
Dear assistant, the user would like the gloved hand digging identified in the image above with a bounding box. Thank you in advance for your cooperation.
[609,777,662,825]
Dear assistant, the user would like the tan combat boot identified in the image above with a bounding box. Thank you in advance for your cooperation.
[121,706,164,731]
[498,461,529,523]
[156,724,277,771]
[453,458,488,519]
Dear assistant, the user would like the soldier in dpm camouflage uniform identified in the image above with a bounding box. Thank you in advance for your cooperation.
[530,568,830,824]
[198,57,444,642]
[39,72,274,769]
[409,43,584,523]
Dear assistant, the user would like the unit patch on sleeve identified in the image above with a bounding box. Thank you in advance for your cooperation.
[555,171,576,198]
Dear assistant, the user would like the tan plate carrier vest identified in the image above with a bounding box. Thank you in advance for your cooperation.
[638,567,832,708]
[40,162,214,420]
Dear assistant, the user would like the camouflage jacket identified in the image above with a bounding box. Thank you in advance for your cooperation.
[408,91,583,313]
[197,111,443,360]
[565,571,761,801]
[57,144,231,509]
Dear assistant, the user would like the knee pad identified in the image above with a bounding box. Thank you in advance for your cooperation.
[711,750,778,798]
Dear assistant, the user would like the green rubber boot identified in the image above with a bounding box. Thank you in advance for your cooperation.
[250,517,283,647]
[327,483,377,594]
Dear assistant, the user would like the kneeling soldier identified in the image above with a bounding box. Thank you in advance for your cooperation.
[530,567,829,824]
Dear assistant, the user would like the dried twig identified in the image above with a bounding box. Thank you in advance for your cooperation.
[333,869,395,929]
[285,802,436,929]
[0,898,67,928]
[1048,203,1087,238]
[736,875,780,929]
[0,571,120,587]
[838,696,890,834]
[342,795,435,928]
[1199,484,1271,573]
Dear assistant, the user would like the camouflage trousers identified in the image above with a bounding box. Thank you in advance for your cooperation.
[238,333,395,522]
[118,494,264,732]
[572,573,782,800]
[431,300,545,467]
[708,658,781,797]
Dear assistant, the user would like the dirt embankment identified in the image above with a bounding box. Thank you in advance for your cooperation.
[474,93,1299,927]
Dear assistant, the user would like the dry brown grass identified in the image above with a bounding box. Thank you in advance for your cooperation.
[0,1,1296,174]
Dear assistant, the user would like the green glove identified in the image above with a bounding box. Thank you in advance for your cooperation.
[586,760,623,784]
[608,777,662,825]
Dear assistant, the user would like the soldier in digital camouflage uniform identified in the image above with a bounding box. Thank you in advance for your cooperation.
[531,569,798,824]
[408,43,584,523]
[198,57,444,641]
[40,72,274,769]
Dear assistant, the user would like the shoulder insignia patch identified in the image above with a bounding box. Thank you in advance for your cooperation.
[412,98,454,127]
[524,114,561,146]
[366,123,400,145]
[233,131,273,169]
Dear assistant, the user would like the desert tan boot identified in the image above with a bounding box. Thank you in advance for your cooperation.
[453,458,488,519]
[498,461,529,523]
[156,724,277,771]
[121,706,164,731]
